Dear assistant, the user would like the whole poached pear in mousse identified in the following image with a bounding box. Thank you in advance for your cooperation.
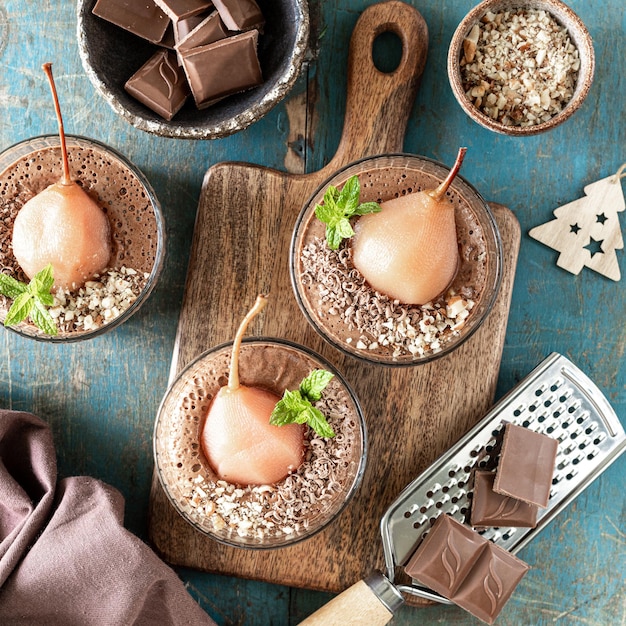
[11,63,111,292]
[351,148,467,306]
[200,296,304,486]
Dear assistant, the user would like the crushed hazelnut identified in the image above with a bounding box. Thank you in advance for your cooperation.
[460,8,579,127]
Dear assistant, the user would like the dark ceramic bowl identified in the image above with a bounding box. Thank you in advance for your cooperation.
[77,0,309,139]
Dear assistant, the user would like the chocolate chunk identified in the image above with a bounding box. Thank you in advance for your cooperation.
[174,13,209,44]
[493,424,558,508]
[158,23,177,49]
[453,542,529,624]
[180,30,262,108]
[212,0,264,31]
[405,515,529,625]
[176,11,230,53]
[125,50,190,121]
[92,0,170,44]
[404,514,485,597]
[154,0,213,21]
[470,470,539,528]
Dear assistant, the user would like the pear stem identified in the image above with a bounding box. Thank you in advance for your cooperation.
[42,63,72,186]
[428,147,467,202]
[228,294,268,392]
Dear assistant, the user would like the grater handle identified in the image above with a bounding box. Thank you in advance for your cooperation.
[298,571,404,626]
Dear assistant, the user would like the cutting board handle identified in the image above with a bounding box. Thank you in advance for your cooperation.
[298,572,404,626]
[327,0,428,171]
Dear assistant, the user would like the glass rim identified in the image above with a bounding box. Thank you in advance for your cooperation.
[0,133,165,342]
[153,336,368,550]
[289,152,504,367]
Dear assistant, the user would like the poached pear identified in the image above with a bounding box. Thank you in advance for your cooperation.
[11,63,111,292]
[200,295,304,486]
[352,148,467,305]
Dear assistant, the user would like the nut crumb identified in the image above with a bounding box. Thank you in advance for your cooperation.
[460,8,579,127]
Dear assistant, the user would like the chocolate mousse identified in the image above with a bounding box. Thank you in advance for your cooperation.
[154,339,365,546]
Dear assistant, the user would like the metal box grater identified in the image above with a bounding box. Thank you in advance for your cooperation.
[381,352,626,604]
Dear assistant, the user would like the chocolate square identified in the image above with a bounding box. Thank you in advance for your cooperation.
[494,424,558,507]
[93,0,170,44]
[176,11,230,53]
[212,0,264,31]
[404,515,486,597]
[125,50,190,121]
[174,13,209,45]
[180,30,262,108]
[471,470,539,528]
[154,0,213,21]
[453,543,529,624]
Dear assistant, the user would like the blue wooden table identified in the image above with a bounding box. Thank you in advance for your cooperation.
[1,1,624,624]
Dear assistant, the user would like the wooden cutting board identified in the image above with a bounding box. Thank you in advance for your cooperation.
[148,0,521,604]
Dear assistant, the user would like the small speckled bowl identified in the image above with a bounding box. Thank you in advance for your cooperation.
[77,0,309,139]
[447,0,594,135]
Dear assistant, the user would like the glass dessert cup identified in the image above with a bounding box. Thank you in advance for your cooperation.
[290,154,503,366]
[0,134,165,342]
[153,337,367,549]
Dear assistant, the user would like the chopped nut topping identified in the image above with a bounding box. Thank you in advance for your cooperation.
[460,8,580,127]
[300,238,475,360]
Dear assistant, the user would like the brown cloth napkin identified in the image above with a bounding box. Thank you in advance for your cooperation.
[0,409,216,625]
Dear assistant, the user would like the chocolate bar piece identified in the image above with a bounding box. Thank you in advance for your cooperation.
[174,13,209,44]
[405,515,529,625]
[453,542,529,625]
[176,11,230,53]
[180,30,262,108]
[404,514,485,597]
[125,50,190,120]
[93,0,170,44]
[494,424,558,508]
[212,0,264,31]
[471,471,539,528]
[154,0,213,21]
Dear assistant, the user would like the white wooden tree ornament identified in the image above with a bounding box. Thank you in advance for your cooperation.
[529,165,626,281]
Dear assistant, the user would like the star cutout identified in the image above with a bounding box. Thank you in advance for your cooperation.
[584,236,604,257]
[596,213,608,225]
[570,223,581,234]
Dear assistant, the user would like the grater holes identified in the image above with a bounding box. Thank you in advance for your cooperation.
[550,377,564,392]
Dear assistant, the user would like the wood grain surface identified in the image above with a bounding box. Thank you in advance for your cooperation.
[2,0,625,624]
[148,2,521,601]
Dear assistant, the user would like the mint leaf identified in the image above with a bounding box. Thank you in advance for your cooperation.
[353,201,382,216]
[270,369,336,438]
[0,273,27,299]
[300,369,334,402]
[4,291,34,327]
[31,264,55,295]
[270,389,306,426]
[336,175,360,214]
[301,405,335,439]
[1,264,58,335]
[30,300,58,336]
[314,175,381,250]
